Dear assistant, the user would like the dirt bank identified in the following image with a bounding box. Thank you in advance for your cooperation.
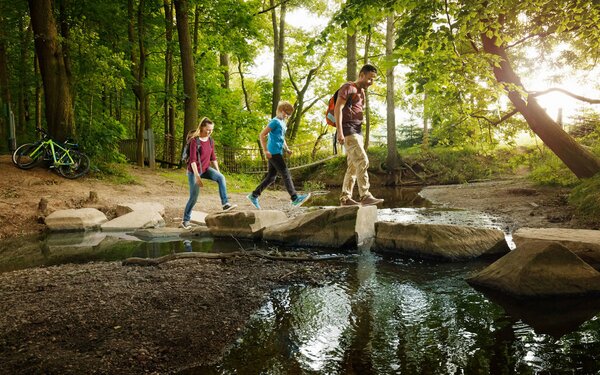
[420,178,597,231]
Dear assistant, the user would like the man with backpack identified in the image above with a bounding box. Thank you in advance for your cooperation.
[334,64,384,206]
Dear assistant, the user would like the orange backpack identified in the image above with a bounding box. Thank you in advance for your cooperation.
[325,82,357,127]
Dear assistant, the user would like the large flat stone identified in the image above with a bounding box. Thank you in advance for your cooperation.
[513,227,600,269]
[115,202,165,217]
[262,206,377,248]
[45,208,108,232]
[101,211,165,232]
[205,210,287,239]
[467,241,600,298]
[375,222,509,260]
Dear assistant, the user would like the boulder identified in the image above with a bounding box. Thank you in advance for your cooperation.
[101,211,165,232]
[45,208,108,232]
[374,222,509,260]
[467,241,600,298]
[262,206,377,248]
[205,210,287,239]
[115,202,165,217]
[513,227,600,270]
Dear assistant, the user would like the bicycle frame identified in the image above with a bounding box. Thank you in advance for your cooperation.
[28,139,76,167]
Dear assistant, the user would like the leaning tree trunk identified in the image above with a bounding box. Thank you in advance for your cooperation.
[28,0,75,140]
[385,15,398,171]
[481,33,600,179]
[174,0,198,140]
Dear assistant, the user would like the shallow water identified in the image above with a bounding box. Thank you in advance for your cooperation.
[185,252,600,374]
[2,187,599,373]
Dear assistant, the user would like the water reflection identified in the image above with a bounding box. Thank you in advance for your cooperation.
[0,232,255,273]
[190,254,600,374]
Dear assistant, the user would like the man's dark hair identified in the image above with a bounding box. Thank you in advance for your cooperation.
[359,64,377,75]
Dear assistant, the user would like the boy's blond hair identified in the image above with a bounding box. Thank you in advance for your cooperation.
[276,101,294,116]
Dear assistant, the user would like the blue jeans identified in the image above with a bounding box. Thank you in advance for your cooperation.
[183,167,229,222]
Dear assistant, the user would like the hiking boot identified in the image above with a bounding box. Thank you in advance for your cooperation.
[340,198,361,206]
[179,221,192,230]
[360,196,384,206]
[222,203,237,212]
[246,194,261,209]
[291,193,311,207]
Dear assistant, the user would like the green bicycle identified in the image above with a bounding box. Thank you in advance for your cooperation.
[13,128,90,179]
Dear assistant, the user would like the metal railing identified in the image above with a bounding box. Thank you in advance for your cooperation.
[120,132,338,173]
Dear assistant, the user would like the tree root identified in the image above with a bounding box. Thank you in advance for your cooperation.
[122,250,346,267]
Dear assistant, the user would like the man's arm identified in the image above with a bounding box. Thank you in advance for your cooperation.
[334,96,347,145]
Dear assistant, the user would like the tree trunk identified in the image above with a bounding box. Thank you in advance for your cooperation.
[481,32,600,178]
[163,0,175,164]
[192,4,199,55]
[174,0,198,140]
[28,0,75,140]
[238,57,251,113]
[0,19,11,147]
[385,15,398,171]
[220,53,230,89]
[270,0,286,118]
[128,0,146,167]
[422,92,429,150]
[346,32,357,81]
[363,30,371,149]
[18,17,31,131]
[34,52,42,131]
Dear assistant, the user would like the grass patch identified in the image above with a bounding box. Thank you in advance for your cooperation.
[570,173,600,224]
[92,162,140,185]
[159,169,261,193]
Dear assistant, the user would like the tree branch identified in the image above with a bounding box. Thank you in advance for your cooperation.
[285,60,300,93]
[254,0,291,16]
[470,108,519,126]
[529,88,600,104]
[444,0,460,57]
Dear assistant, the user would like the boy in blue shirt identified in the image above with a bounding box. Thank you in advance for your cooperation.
[247,101,311,209]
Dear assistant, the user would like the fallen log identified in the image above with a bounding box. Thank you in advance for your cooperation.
[122,250,346,267]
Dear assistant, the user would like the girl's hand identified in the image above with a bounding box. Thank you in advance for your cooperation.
[195,175,203,187]
[285,149,293,155]
[265,151,272,159]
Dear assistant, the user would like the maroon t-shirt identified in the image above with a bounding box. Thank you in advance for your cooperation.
[338,82,365,136]
[187,137,216,174]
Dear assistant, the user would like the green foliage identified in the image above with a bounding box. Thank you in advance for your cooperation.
[402,146,511,184]
[569,173,600,223]
[76,114,128,164]
[302,179,326,192]
[526,151,579,187]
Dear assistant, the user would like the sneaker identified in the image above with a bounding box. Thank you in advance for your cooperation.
[360,195,384,206]
[179,221,192,230]
[222,203,237,212]
[246,194,261,209]
[291,193,312,207]
[340,198,361,206]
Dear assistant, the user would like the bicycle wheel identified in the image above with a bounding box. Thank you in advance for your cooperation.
[14,143,44,169]
[58,150,90,179]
